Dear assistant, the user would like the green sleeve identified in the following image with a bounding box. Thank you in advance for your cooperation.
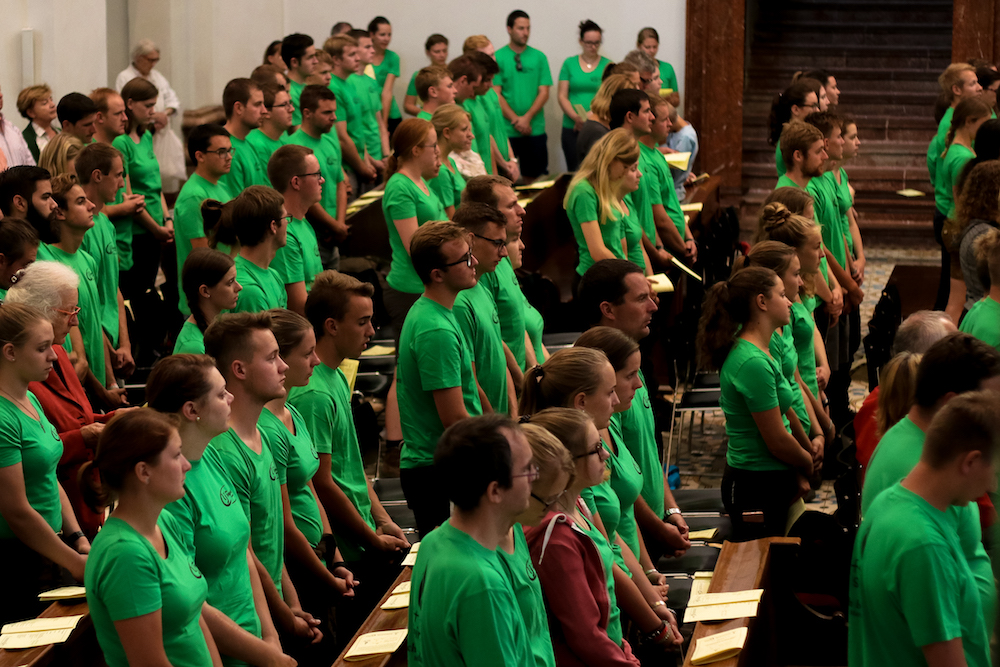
[383,178,417,220]
[558,57,572,82]
[215,446,253,521]
[406,72,418,96]
[234,286,270,313]
[388,51,401,77]
[163,496,197,556]
[538,52,553,86]
[428,168,454,209]
[270,235,303,285]
[898,545,966,647]
[731,356,780,413]
[290,390,335,456]
[567,182,598,224]
[0,417,23,467]
[414,327,468,391]
[96,539,163,621]
[661,173,686,235]
[175,192,207,243]
[265,426,290,486]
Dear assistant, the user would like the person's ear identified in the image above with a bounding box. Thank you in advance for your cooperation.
[484,479,504,504]
[231,359,248,381]
[11,194,28,214]
[180,400,199,423]
[324,317,338,337]
[134,460,151,485]
[572,391,587,411]
[1,341,16,363]
[754,292,768,311]
[599,300,615,322]
[198,283,212,300]
[793,149,805,165]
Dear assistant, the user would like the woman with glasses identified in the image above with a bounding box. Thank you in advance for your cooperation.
[203,185,289,314]
[767,79,821,177]
[523,409,641,665]
[636,28,680,108]
[557,20,611,172]
[429,105,473,218]
[175,248,241,354]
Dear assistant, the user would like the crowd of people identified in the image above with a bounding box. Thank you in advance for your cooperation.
[0,8,999,667]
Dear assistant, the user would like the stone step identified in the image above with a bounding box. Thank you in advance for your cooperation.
[743,142,931,169]
[755,26,950,48]
[744,111,937,133]
[751,47,950,71]
[772,5,951,24]
[747,69,941,94]
[742,124,938,145]
[742,163,931,192]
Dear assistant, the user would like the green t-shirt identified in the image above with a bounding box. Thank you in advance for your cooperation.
[828,168,855,256]
[109,159,134,271]
[463,96,494,174]
[807,174,848,270]
[233,255,288,313]
[959,296,1000,350]
[769,327,810,434]
[427,158,466,210]
[524,297,545,364]
[81,211,122,346]
[37,243,105,383]
[245,128,287,185]
[849,484,990,667]
[288,362,375,562]
[566,179,626,276]
[406,70,419,97]
[86,515,212,667]
[558,55,612,129]
[647,142,686,240]
[409,520,532,667]
[622,193,645,269]
[112,131,164,235]
[382,172,448,293]
[606,417,643,562]
[329,73,366,159]
[372,50,402,120]
[775,141,786,177]
[0,393,63,538]
[286,129,345,220]
[351,73,384,160]
[162,446,261,653]
[210,427,284,596]
[937,107,954,148]
[620,371,665,519]
[481,258,527,371]
[174,173,232,316]
[790,301,819,398]
[775,173,798,190]
[658,60,679,94]
[482,88,511,161]
[927,133,942,189]
[270,217,322,291]
[416,110,433,121]
[575,510,625,646]
[634,142,658,240]
[495,45,553,137]
[173,320,206,355]
[289,79,305,127]
[398,296,482,468]
[581,478,628,574]
[720,338,794,471]
[259,406,323,548]
[454,279,509,414]
[219,134,271,197]
[496,527,556,667]
[935,143,974,220]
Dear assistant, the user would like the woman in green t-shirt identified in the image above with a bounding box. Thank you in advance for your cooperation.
[557,20,611,171]
[0,303,88,625]
[83,409,220,667]
[403,34,449,117]
[636,27,680,108]
[698,266,817,540]
[369,16,402,135]
[429,104,472,217]
[175,248,241,355]
[564,129,648,277]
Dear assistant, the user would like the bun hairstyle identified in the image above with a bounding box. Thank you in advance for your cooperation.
[519,347,611,416]
[697,266,780,371]
[944,97,992,152]
[146,354,218,415]
[79,409,180,511]
[767,79,818,146]
[578,19,602,40]
[735,240,796,280]
[755,201,821,251]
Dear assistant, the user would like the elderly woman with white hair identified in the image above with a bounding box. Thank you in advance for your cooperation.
[5,261,122,536]
[114,39,186,192]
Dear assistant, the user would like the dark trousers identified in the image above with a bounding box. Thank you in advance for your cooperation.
[0,538,68,625]
[560,127,580,172]
[400,464,450,539]
[722,466,799,542]
[283,537,339,664]
[509,134,549,179]
[933,209,950,311]
[120,232,160,301]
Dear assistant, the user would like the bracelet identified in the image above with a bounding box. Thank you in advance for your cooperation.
[645,568,659,577]
[641,620,671,645]
[666,507,682,517]
[65,531,86,544]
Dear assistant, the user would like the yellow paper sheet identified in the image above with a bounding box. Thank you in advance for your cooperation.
[672,257,703,282]
[343,628,408,660]
[3,615,84,635]
[690,627,748,665]
[361,344,396,357]
[517,198,533,208]
[516,179,557,191]
[691,577,713,598]
[680,202,704,213]
[687,528,717,540]
[648,273,674,293]
[683,600,760,624]
[660,88,675,96]
[694,571,714,579]
[356,190,386,201]
[688,589,764,607]
[363,64,376,79]
[38,586,86,601]
[401,542,420,566]
[391,581,411,595]
[664,151,691,170]
[573,103,587,119]
[380,592,410,610]
[0,628,74,649]
[339,359,359,392]
[896,188,926,198]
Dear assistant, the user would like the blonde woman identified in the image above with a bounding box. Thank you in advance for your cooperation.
[565,128,649,278]
[38,133,84,177]
[429,105,474,217]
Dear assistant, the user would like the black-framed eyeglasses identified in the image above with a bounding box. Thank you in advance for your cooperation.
[206,147,235,158]
[531,488,567,510]
[574,443,604,459]
[514,53,523,72]
[281,215,294,225]
[582,40,602,47]
[296,171,323,180]
[442,247,473,268]
[473,232,506,251]
[420,143,439,151]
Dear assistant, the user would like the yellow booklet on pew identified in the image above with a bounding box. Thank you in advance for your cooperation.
[344,628,408,660]
[688,528,717,540]
[339,359,359,392]
[0,628,75,649]
[660,88,674,97]
[516,178,557,191]
[361,344,396,357]
[3,615,85,635]
[380,592,410,610]
[401,541,421,567]
[648,273,674,293]
[688,589,763,607]
[690,627,748,665]
[391,581,411,595]
[672,257,702,282]
[680,202,703,213]
[38,586,86,601]
[664,151,691,170]
[683,599,760,624]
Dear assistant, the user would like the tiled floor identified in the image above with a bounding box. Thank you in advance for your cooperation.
[668,243,939,515]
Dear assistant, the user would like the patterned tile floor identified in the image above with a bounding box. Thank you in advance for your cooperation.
[667,243,939,514]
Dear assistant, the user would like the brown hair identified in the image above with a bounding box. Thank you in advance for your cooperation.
[944,97,992,151]
[267,308,313,357]
[147,354,218,414]
[461,174,513,208]
[939,63,977,101]
[521,423,575,489]
[204,311,274,378]
[697,267,780,370]
[386,118,434,178]
[519,347,610,415]
[462,35,491,54]
[120,77,159,135]
[75,143,121,186]
[305,270,375,339]
[737,240,797,279]
[49,173,78,210]
[780,120,824,167]
[16,84,53,120]
[975,227,1000,291]
[955,161,1000,238]
[574,326,639,372]
[251,64,288,90]
[267,144,312,192]
[410,220,467,284]
[875,352,921,438]
[181,248,235,331]
[0,302,48,349]
[923,390,1000,468]
[323,34,358,59]
[526,407,594,458]
[416,66,453,102]
[590,74,637,122]
[206,185,284,248]
[38,133,84,178]
[88,87,120,115]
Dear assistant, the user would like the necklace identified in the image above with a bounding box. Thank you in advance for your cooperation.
[581,55,599,70]
[0,386,34,417]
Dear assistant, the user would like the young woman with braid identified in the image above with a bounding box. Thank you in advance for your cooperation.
[174,248,242,354]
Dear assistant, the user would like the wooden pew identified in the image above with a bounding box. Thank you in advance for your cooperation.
[331,567,411,667]
[340,187,391,262]
[0,601,99,667]
[683,174,722,235]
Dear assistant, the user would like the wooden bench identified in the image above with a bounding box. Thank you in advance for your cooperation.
[0,601,99,667]
[331,567,411,667]
[683,174,722,235]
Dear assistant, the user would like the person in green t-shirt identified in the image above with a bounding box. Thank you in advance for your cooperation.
[398,221,483,537]
[348,29,389,168]
[174,124,234,316]
[644,94,695,264]
[768,81,820,178]
[960,242,1000,350]
[404,34,450,116]
[636,28,681,108]
[408,413,535,667]
[84,409,218,667]
[175,248,240,355]
[699,266,817,539]
[368,17,402,135]
[146,355,295,667]
[450,56,495,175]
[268,145,324,313]
[326,35,378,190]
[217,79,268,198]
[557,21,611,171]
[245,85,291,183]
[495,10,553,179]
[461,39,522,181]
[850,392,1000,667]
[204,312,323,646]
[428,104,470,216]
[414,65,457,122]
[453,203,516,415]
[280,34,319,129]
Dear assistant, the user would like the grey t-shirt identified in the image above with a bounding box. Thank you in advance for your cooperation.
[960,218,997,310]
[576,120,609,167]
[666,124,699,201]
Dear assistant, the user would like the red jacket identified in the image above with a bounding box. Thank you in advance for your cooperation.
[29,345,114,535]
[524,505,640,667]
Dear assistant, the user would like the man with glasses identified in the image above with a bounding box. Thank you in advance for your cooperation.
[173,123,233,316]
[267,144,324,314]
[287,85,348,270]
[246,83,294,181]
[218,78,269,196]
[408,413,533,666]
[398,221,483,538]
[281,33,319,128]
[623,50,662,97]
[495,10,552,182]
[452,203,516,416]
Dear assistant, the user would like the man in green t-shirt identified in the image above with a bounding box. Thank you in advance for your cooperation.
[646,94,696,264]
[218,78,268,197]
[495,10,552,180]
[281,34,319,129]
[466,49,521,182]
[450,55,494,175]
[415,65,456,120]
[348,30,389,166]
[245,84,292,181]
[850,391,1000,667]
[398,221,483,537]
[204,311,322,645]
[325,34,378,192]
[409,414,534,667]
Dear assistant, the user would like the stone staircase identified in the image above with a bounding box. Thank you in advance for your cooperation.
[741,0,953,242]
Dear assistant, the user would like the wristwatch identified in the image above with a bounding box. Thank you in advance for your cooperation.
[666,507,682,517]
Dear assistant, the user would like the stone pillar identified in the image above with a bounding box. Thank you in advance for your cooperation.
[952,0,1000,64]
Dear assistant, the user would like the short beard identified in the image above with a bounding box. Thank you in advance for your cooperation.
[26,205,60,245]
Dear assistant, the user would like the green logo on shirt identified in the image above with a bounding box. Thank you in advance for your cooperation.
[220,486,235,506]
[491,309,499,325]
[189,561,203,579]
[105,242,115,255]
[269,463,278,480]
[85,270,95,281]
[642,393,651,409]
[525,559,537,581]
